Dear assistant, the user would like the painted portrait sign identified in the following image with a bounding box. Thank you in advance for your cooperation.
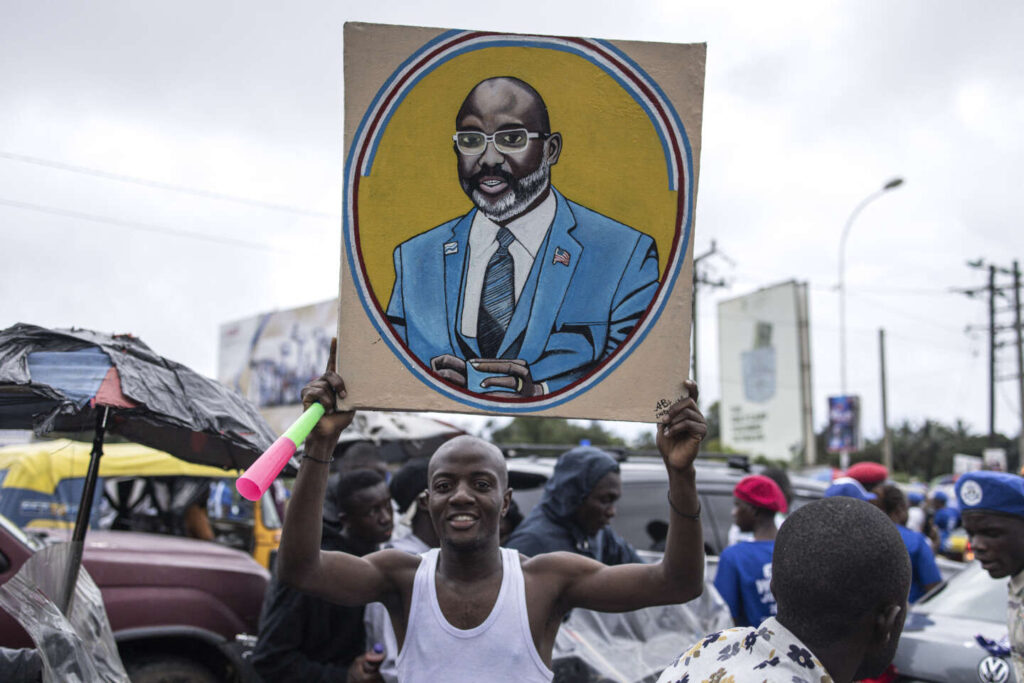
[339,23,704,421]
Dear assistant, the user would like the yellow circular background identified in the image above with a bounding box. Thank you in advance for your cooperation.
[356,46,681,309]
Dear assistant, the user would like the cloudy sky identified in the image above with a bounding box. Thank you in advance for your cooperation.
[2,1,1022,445]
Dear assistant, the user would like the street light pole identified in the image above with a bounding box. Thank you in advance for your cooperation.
[838,177,904,395]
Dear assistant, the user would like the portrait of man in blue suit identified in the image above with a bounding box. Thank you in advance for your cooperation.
[385,76,660,398]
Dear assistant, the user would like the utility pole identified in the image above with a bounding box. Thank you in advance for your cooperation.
[961,259,1022,454]
[1014,261,1024,464]
[691,240,730,391]
[990,265,997,444]
[879,328,893,471]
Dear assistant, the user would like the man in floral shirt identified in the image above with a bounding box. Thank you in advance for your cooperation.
[658,497,910,683]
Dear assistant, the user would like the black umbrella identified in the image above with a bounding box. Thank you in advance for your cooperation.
[0,322,276,612]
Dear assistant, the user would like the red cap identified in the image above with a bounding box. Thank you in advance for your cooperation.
[845,461,888,486]
[734,475,788,513]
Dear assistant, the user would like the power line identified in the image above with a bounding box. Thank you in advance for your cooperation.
[808,283,961,296]
[0,150,338,219]
[0,197,292,253]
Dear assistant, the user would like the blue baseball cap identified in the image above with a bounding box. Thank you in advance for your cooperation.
[955,471,1024,519]
[825,477,877,502]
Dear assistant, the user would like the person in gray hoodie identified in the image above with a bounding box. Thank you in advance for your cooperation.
[506,446,641,564]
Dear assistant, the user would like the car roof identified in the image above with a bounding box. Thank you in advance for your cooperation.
[505,454,828,493]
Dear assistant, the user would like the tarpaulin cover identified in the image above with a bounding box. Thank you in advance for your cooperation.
[0,324,275,470]
[552,578,732,682]
[0,542,128,682]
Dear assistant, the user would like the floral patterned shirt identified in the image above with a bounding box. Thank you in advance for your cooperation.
[657,617,834,683]
[1010,570,1024,683]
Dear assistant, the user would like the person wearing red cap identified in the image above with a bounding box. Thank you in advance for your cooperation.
[713,474,788,627]
[846,461,889,496]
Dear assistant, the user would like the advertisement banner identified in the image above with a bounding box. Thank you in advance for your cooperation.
[827,395,860,453]
[718,281,814,463]
[218,299,336,420]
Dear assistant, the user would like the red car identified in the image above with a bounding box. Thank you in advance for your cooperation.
[0,515,268,682]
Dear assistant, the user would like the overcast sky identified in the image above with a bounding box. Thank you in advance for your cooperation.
[2,1,1022,445]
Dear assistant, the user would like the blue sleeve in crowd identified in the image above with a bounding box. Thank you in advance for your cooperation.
[713,548,743,625]
[913,536,942,588]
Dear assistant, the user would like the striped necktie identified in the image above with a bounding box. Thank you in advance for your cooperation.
[477,227,516,358]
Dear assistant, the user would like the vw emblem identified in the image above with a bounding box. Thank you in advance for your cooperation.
[978,655,1010,683]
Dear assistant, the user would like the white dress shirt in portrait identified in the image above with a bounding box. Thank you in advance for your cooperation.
[460,191,557,339]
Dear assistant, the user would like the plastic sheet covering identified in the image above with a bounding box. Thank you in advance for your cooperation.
[552,579,731,682]
[0,542,128,682]
[0,647,42,682]
[0,323,275,470]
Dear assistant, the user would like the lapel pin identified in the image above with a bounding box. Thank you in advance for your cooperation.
[552,247,571,266]
[443,242,459,255]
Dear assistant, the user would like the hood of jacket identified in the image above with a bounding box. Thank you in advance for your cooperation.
[539,446,620,521]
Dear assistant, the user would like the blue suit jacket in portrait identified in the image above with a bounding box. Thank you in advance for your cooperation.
[385,188,660,393]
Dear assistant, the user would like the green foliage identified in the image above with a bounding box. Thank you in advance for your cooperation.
[491,417,627,447]
[815,418,1020,479]
[705,401,720,441]
[751,455,791,470]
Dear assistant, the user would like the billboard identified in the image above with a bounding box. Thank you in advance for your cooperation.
[826,395,860,453]
[718,281,814,464]
[337,22,705,421]
[218,299,336,433]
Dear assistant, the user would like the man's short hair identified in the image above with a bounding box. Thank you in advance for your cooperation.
[773,497,910,641]
[390,458,430,514]
[334,469,387,514]
[877,484,908,517]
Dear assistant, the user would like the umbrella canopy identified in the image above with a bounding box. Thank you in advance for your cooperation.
[0,323,274,470]
[0,323,276,615]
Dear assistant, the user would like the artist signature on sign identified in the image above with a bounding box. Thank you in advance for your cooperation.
[654,395,689,420]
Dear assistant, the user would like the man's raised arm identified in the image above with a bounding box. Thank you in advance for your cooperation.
[555,381,706,611]
[275,340,401,607]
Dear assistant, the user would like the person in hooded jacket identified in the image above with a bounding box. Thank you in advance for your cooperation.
[505,446,641,564]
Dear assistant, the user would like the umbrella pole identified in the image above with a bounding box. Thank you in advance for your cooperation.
[57,406,108,615]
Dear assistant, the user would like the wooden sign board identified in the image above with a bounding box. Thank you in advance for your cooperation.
[339,22,704,422]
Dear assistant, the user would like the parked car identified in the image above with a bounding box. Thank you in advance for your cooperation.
[893,561,1016,683]
[0,439,283,569]
[504,449,828,555]
[0,512,267,682]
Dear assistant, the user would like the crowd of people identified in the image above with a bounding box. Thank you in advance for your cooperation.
[239,361,1024,683]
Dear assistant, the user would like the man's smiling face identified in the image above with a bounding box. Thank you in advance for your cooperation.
[454,78,561,224]
[426,436,511,552]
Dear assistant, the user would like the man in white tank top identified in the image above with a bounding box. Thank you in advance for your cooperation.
[276,342,707,682]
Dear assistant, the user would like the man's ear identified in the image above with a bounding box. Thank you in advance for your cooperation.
[544,133,562,166]
[501,487,514,518]
[875,602,905,645]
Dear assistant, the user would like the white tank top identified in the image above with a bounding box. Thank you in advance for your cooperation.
[396,547,553,683]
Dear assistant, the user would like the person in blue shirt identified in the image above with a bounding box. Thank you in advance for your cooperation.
[878,484,942,603]
[714,474,788,627]
[931,490,960,555]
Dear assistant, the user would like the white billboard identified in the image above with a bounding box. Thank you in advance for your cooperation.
[718,281,815,464]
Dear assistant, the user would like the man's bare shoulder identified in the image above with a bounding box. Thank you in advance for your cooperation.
[366,547,423,571]
[519,549,603,579]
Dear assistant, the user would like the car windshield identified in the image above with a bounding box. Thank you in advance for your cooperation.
[914,563,1008,622]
